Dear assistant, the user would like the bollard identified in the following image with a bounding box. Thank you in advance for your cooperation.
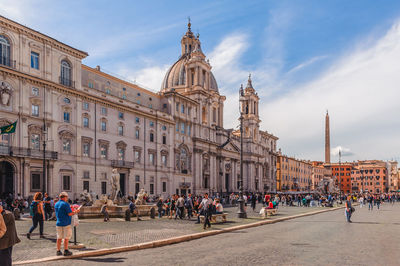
[74,226,77,246]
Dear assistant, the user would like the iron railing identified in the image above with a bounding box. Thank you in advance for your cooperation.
[59,76,75,88]
[0,146,58,160]
[0,57,16,69]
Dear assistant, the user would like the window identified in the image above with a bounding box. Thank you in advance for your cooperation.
[101,182,107,195]
[137,92,141,96]
[83,181,90,192]
[118,148,125,161]
[188,107,191,116]
[63,111,70,123]
[118,112,124,119]
[176,123,179,132]
[176,103,179,112]
[100,145,108,159]
[83,171,90,179]
[106,89,111,94]
[149,132,154,142]
[62,139,71,154]
[187,125,191,136]
[150,183,154,195]
[83,143,90,157]
[135,117,140,123]
[101,121,107,131]
[60,60,71,86]
[31,134,40,149]
[135,175,140,182]
[83,102,89,110]
[122,94,127,100]
[0,35,11,67]
[163,103,167,109]
[181,104,185,113]
[118,125,124,136]
[162,125,167,131]
[64,97,71,104]
[31,173,41,191]
[162,154,167,166]
[31,51,39,69]
[88,82,94,88]
[213,107,217,123]
[162,182,167,192]
[32,87,39,96]
[32,105,39,117]
[83,117,89,128]
[149,121,154,127]
[101,107,107,115]
[63,175,71,191]
[135,129,140,139]
[101,172,107,180]
[149,153,155,165]
[162,135,166,145]
[181,122,185,134]
[134,150,141,162]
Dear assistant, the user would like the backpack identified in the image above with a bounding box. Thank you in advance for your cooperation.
[30,201,38,217]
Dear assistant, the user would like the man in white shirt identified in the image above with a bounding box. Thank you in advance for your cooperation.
[199,193,212,229]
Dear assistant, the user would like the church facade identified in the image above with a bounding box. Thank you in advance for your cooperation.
[0,16,278,199]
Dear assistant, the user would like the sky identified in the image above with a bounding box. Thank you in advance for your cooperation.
[1,0,400,162]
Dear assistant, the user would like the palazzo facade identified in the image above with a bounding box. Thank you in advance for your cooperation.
[0,16,278,199]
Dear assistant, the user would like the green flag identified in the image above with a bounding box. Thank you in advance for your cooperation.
[0,121,17,134]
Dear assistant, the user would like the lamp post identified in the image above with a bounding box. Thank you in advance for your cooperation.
[360,168,364,194]
[338,149,342,203]
[237,85,247,218]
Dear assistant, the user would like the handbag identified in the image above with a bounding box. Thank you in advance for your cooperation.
[351,207,355,213]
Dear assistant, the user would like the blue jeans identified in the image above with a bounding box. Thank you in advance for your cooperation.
[368,202,373,210]
[29,214,44,235]
[345,210,352,222]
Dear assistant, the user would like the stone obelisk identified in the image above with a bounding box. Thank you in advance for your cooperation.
[325,110,330,163]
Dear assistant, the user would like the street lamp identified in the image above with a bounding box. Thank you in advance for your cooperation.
[237,85,247,218]
[338,149,342,203]
[360,168,365,194]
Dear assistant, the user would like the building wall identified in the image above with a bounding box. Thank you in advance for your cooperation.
[331,163,353,194]
[0,16,279,199]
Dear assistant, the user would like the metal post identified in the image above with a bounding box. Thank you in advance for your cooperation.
[237,86,246,218]
[42,87,46,195]
[74,226,77,245]
[338,149,341,203]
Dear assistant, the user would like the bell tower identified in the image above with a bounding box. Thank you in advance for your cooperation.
[239,74,261,140]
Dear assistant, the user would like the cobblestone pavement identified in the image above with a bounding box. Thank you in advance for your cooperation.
[13,204,325,262]
[35,202,400,266]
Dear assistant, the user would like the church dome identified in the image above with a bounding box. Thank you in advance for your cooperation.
[160,54,219,92]
[160,22,218,93]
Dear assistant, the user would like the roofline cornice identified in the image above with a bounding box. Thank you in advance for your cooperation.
[0,16,88,59]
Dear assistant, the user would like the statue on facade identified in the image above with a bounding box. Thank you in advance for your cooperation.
[110,168,121,202]
[135,188,147,205]
[0,81,12,106]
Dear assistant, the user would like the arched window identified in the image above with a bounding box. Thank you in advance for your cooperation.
[180,146,189,174]
[60,60,72,86]
[0,35,11,67]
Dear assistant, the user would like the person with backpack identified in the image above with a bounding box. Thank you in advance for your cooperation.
[27,192,45,239]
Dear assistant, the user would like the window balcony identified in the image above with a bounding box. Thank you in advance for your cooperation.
[59,77,75,88]
[0,57,16,69]
[0,146,58,160]
[111,160,134,168]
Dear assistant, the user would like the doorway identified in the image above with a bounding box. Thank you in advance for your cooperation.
[0,161,14,198]
[119,173,126,196]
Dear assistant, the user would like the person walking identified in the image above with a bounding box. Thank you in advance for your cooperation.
[368,194,373,210]
[345,196,353,223]
[185,194,194,220]
[27,192,45,239]
[0,204,21,266]
[156,198,164,218]
[199,193,213,230]
[176,195,185,219]
[43,193,52,221]
[376,196,381,210]
[251,194,257,212]
[54,192,80,256]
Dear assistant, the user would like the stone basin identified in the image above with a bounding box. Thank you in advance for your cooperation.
[78,204,156,219]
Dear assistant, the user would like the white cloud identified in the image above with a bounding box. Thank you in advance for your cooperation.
[260,20,400,161]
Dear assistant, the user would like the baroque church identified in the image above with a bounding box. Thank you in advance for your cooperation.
[0,16,278,199]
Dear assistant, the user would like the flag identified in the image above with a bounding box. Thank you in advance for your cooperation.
[0,121,17,134]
